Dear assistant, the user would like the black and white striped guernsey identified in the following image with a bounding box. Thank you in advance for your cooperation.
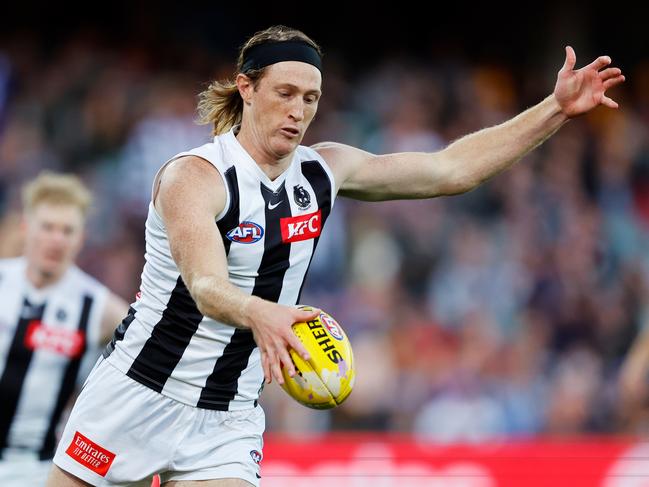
[0,257,108,460]
[104,127,336,411]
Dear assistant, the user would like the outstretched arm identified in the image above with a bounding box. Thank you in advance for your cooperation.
[316,47,624,201]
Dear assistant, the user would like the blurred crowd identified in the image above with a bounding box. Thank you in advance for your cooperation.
[2,33,649,441]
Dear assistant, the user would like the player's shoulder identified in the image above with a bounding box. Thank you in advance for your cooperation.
[310,142,373,181]
[164,155,224,186]
[0,256,26,275]
[310,141,370,162]
[310,141,347,156]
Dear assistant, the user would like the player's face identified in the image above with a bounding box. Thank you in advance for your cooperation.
[248,61,322,158]
[24,203,85,281]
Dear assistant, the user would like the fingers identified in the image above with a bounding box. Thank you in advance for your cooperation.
[585,55,612,72]
[287,330,311,361]
[599,67,621,79]
[270,352,285,385]
[295,306,321,321]
[561,45,576,72]
[261,351,271,384]
[260,345,298,385]
[291,307,319,360]
[601,95,619,109]
[603,75,625,90]
[280,344,299,377]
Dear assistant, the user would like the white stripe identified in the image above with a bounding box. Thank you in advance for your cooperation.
[161,320,236,404]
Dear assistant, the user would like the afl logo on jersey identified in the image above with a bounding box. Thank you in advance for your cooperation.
[226,221,264,244]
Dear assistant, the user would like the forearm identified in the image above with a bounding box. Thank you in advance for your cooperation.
[189,274,263,329]
[442,94,568,192]
[624,330,649,374]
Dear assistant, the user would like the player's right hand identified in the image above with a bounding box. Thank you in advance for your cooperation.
[244,297,319,385]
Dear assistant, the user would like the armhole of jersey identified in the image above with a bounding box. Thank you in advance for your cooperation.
[150,152,232,223]
[310,149,337,211]
[151,153,192,203]
[214,166,231,222]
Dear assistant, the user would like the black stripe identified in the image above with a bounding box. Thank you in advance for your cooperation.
[0,299,46,454]
[297,160,333,302]
[102,306,136,359]
[196,329,258,409]
[39,295,93,460]
[252,183,292,302]
[127,276,203,392]
[197,182,292,409]
[216,166,240,256]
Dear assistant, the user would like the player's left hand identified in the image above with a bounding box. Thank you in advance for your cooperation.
[554,46,625,118]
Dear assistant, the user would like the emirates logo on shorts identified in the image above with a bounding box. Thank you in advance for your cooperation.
[66,431,116,477]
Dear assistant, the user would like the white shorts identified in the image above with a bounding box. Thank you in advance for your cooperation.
[0,451,51,487]
[53,358,265,487]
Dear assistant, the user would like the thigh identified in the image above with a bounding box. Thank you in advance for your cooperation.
[163,480,253,487]
[46,464,94,487]
[48,464,156,487]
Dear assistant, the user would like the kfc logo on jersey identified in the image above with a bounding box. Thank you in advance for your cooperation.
[226,221,264,244]
[66,431,116,476]
[280,210,322,243]
[24,321,85,358]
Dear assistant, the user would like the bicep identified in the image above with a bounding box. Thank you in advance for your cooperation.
[314,142,456,201]
[156,157,229,290]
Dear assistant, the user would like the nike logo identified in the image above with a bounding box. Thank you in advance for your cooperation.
[267,200,282,210]
[256,473,261,479]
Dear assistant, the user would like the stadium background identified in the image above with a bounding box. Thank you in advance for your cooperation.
[1,2,649,484]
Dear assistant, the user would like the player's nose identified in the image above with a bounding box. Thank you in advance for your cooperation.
[288,99,305,122]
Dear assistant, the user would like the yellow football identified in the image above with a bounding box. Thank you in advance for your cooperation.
[280,307,355,409]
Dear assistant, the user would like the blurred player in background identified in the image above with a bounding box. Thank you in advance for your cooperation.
[0,171,128,486]
[48,25,624,487]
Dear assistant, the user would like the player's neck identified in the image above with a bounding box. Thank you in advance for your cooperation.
[236,128,293,181]
[26,264,64,289]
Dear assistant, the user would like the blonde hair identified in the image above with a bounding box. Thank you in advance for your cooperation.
[22,171,92,217]
[197,25,322,136]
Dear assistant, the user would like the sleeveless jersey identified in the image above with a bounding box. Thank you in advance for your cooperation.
[104,127,336,411]
[0,257,108,459]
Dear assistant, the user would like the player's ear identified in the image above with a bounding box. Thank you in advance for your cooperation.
[236,74,254,105]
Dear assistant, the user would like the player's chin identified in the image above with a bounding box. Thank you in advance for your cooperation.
[272,137,301,156]
[41,255,68,273]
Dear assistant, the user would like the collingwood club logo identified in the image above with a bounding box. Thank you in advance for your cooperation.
[293,185,311,210]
